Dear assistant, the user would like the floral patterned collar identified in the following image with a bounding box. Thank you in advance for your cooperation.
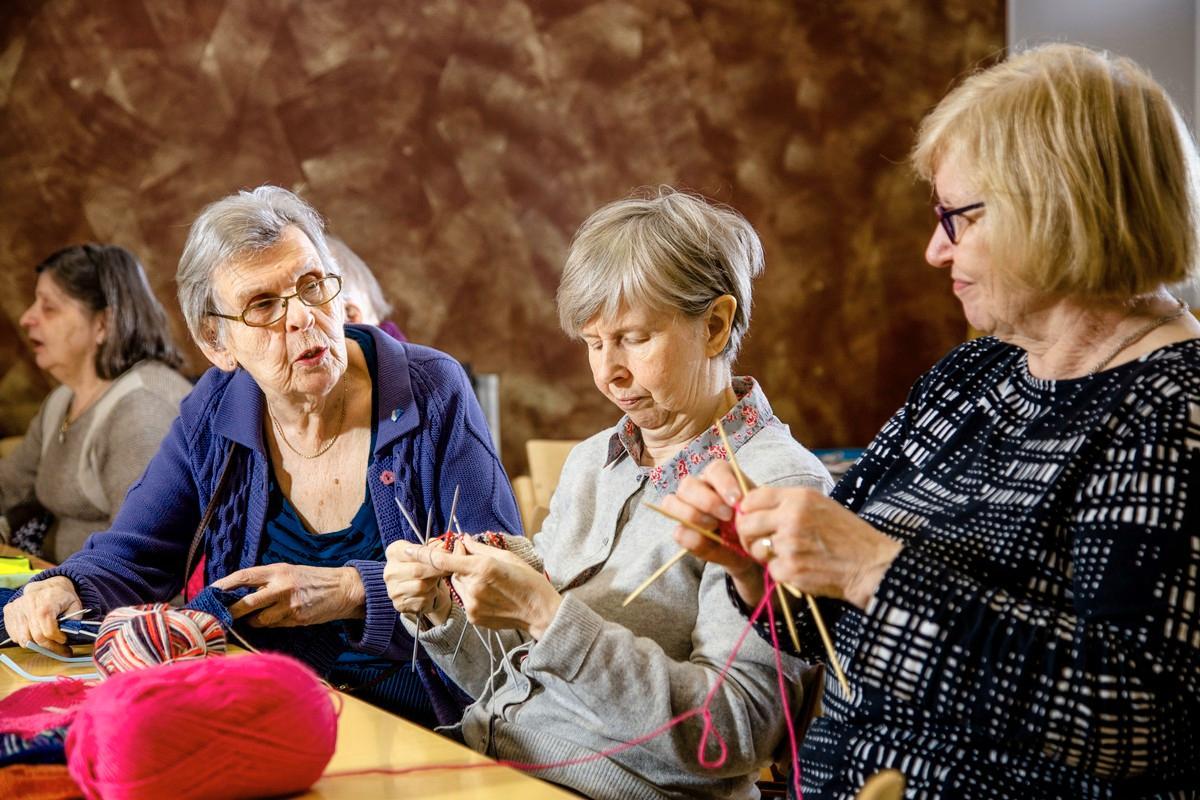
[604,376,782,497]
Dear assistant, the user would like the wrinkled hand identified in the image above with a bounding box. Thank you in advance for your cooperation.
[737,487,903,610]
[407,538,562,639]
[2,576,82,656]
[662,460,764,605]
[384,538,453,624]
[211,564,366,627]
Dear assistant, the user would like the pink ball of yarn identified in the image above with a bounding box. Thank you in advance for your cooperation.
[66,652,337,800]
[92,603,225,678]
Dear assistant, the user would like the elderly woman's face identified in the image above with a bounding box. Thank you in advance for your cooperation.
[925,151,1037,335]
[19,272,104,385]
[581,304,716,432]
[210,226,348,401]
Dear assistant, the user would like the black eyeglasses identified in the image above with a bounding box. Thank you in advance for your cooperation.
[207,274,342,328]
[934,201,985,244]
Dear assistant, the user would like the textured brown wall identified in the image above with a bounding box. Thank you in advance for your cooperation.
[0,0,1004,474]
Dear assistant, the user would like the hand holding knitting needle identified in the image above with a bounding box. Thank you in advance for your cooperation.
[661,466,766,607]
[405,538,563,640]
[1,576,82,656]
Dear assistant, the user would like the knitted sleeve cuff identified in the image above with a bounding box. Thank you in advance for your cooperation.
[524,594,603,682]
[20,569,108,616]
[344,559,397,655]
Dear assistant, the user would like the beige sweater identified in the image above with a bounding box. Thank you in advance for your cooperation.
[0,361,191,562]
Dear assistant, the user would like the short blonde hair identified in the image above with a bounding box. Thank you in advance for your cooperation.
[912,43,1200,298]
[556,187,764,360]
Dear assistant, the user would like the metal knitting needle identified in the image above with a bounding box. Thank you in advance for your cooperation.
[446,485,461,541]
[449,513,474,665]
[0,607,93,647]
[714,419,851,696]
[395,499,426,543]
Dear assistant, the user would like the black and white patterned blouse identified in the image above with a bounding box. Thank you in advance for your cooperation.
[752,336,1200,799]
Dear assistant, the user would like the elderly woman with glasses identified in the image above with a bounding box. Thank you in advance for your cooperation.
[666,45,1200,797]
[2,186,521,726]
[386,188,831,799]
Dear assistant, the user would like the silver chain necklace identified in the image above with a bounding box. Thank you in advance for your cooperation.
[1088,296,1188,376]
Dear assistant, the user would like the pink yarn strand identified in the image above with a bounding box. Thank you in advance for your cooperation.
[327,567,805,797]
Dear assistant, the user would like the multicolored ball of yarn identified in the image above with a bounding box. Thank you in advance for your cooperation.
[92,603,225,679]
[66,652,337,800]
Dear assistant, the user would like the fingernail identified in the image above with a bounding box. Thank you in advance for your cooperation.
[724,493,740,506]
[715,505,733,521]
[404,547,416,557]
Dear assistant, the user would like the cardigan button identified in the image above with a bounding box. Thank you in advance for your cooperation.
[390,408,401,422]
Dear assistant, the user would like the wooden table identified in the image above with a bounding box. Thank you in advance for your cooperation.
[0,645,574,798]
[0,543,55,570]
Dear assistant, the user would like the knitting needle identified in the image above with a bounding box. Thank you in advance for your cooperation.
[0,607,93,647]
[712,421,801,651]
[643,503,727,548]
[622,549,690,607]
[447,485,461,540]
[411,493,446,673]
[395,499,425,544]
[449,513,471,664]
[714,419,851,696]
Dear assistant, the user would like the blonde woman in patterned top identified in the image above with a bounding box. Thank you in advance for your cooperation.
[666,44,1200,798]
[386,188,832,800]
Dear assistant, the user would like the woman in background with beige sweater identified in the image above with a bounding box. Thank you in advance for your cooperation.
[0,244,190,563]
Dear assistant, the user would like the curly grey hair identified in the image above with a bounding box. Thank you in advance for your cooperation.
[177,185,336,347]
[556,187,765,361]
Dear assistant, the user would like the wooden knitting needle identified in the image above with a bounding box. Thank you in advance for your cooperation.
[622,549,690,607]
[712,421,801,652]
[620,504,728,607]
[714,419,851,696]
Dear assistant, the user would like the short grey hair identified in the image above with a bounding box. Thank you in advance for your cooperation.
[327,235,393,320]
[177,185,336,346]
[556,187,765,360]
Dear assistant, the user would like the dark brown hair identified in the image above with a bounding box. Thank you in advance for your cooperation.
[36,244,184,380]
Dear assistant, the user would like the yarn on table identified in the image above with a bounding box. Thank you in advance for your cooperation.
[91,604,225,678]
[66,652,338,800]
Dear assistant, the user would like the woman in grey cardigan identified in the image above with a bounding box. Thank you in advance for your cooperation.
[386,188,831,799]
[0,244,190,562]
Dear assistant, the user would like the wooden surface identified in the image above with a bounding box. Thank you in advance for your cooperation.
[0,645,574,799]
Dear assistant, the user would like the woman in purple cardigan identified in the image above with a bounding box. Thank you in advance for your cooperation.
[2,186,521,726]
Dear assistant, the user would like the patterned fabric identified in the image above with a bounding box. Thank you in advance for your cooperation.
[0,727,68,767]
[0,681,90,739]
[750,337,1200,799]
[604,376,779,496]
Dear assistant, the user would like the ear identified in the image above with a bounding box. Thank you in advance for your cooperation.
[196,320,238,372]
[703,295,737,358]
[94,307,112,345]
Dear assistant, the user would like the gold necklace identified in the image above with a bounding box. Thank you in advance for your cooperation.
[268,375,349,459]
[1088,296,1188,376]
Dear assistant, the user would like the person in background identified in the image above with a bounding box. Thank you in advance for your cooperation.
[327,235,406,341]
[386,188,831,799]
[2,187,520,725]
[666,44,1200,798]
[0,244,190,563]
